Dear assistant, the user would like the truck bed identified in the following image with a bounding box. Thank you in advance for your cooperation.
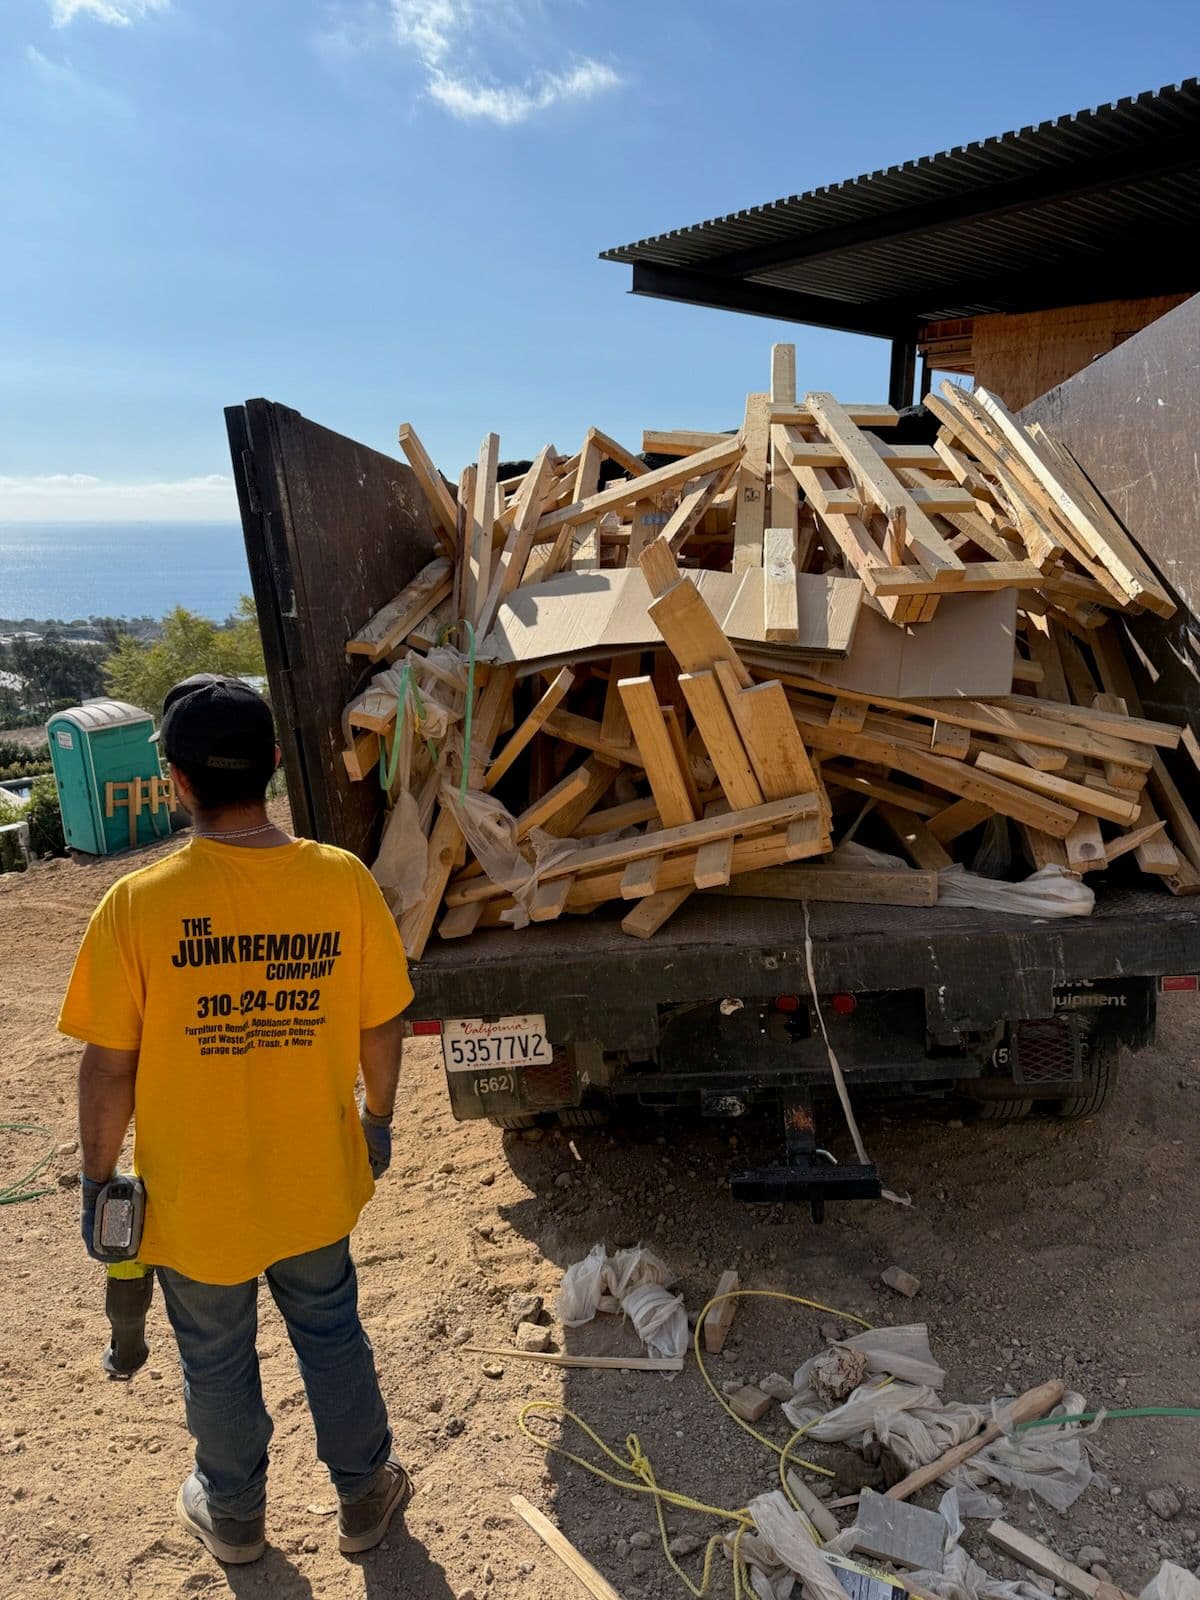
[407,883,1200,1038]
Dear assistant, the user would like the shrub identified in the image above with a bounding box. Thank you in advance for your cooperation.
[26,775,66,858]
[0,792,27,874]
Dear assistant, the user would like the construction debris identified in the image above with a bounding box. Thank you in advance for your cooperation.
[343,350,1194,956]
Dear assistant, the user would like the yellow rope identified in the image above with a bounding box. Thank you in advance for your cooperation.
[516,1288,875,1596]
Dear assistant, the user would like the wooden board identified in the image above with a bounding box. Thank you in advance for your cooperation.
[511,1496,625,1600]
[703,1269,740,1353]
[733,392,771,573]
[464,432,500,624]
[618,676,697,827]
[535,436,742,538]
[649,579,754,688]
[396,422,458,553]
[715,666,820,801]
[678,671,764,810]
[485,668,575,791]
[346,557,453,662]
[763,527,800,641]
[712,865,938,906]
[985,1522,1131,1600]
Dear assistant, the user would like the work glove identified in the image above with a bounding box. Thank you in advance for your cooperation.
[360,1110,392,1179]
[80,1175,111,1263]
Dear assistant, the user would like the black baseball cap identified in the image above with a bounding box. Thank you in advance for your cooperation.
[154,677,275,772]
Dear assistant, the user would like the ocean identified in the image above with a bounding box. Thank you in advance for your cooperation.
[0,522,251,623]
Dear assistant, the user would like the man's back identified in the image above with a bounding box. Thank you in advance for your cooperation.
[60,835,412,1284]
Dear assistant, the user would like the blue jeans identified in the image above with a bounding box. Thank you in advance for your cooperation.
[158,1238,391,1520]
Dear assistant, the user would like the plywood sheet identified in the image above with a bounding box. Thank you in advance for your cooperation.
[483,568,861,670]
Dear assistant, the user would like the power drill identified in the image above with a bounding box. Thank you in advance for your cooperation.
[104,1261,153,1379]
[90,1176,152,1379]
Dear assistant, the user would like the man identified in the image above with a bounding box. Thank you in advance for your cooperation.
[59,676,414,1565]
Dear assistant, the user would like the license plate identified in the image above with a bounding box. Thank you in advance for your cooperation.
[442,1014,553,1072]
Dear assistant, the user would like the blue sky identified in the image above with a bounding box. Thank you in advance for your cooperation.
[0,0,1195,520]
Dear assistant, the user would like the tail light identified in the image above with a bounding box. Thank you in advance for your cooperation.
[1160,975,1198,992]
[773,994,802,1013]
[830,993,857,1016]
[409,1019,444,1036]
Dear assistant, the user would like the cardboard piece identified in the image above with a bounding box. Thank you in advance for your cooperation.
[483,567,862,671]
[808,589,1018,699]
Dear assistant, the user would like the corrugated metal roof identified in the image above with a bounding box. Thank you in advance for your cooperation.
[601,80,1200,335]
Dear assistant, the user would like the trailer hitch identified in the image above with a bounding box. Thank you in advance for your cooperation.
[729,1092,880,1221]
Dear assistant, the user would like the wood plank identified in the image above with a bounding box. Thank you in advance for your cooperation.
[806,392,965,579]
[787,707,1079,835]
[985,1522,1131,1600]
[716,667,820,802]
[1064,812,1106,872]
[823,763,942,817]
[733,392,771,572]
[678,671,765,810]
[536,794,820,885]
[661,468,730,555]
[342,729,380,783]
[528,876,573,922]
[694,835,735,889]
[876,803,953,870]
[541,710,641,767]
[600,652,641,748]
[927,798,992,843]
[346,558,453,662]
[539,761,619,838]
[477,445,558,636]
[464,432,500,623]
[484,667,575,791]
[470,1348,682,1372]
[1125,799,1180,876]
[763,526,800,641]
[397,423,459,553]
[641,428,730,457]
[702,1270,740,1353]
[637,535,681,598]
[975,751,1140,825]
[1001,737,1068,773]
[621,886,693,939]
[437,902,484,941]
[510,1495,625,1600]
[535,437,742,538]
[1023,826,1071,871]
[570,434,603,571]
[512,763,594,838]
[713,865,938,907]
[770,343,797,406]
[648,579,754,688]
[771,402,899,428]
[975,390,1175,617]
[1105,817,1169,866]
[618,677,696,827]
[769,426,801,538]
[620,856,663,899]
[589,426,649,481]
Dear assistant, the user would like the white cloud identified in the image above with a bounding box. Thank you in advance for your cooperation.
[49,0,167,24]
[0,473,235,521]
[428,58,620,125]
[385,0,622,125]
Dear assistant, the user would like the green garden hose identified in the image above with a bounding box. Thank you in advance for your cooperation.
[0,1123,56,1204]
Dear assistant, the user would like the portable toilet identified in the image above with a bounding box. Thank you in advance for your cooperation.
[46,700,171,855]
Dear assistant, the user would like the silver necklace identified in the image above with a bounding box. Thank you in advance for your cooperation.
[195,822,282,841]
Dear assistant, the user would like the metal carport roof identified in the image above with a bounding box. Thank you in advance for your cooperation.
[600,79,1200,347]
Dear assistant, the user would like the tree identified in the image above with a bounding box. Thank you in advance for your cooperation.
[103,598,266,716]
[2,631,106,717]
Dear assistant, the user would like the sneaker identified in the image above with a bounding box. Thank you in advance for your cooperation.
[337,1457,413,1554]
[176,1474,266,1565]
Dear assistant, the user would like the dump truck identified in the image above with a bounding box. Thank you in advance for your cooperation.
[225,296,1200,1217]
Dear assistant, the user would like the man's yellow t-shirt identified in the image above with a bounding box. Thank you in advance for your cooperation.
[58,837,414,1285]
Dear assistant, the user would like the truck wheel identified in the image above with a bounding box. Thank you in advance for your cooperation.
[557,1109,608,1129]
[486,1113,539,1130]
[973,1098,1034,1123]
[1052,1045,1119,1121]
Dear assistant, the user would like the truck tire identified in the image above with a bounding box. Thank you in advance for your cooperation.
[486,1113,540,1130]
[972,1097,1034,1123]
[557,1109,608,1129]
[1052,1044,1119,1121]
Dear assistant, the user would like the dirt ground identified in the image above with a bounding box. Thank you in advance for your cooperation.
[1,818,1198,1600]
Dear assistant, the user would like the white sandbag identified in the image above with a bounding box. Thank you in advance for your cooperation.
[747,1492,850,1600]
[371,789,428,915]
[439,786,576,930]
[960,1392,1097,1511]
[782,1377,943,1444]
[813,1325,948,1390]
[555,1243,607,1327]
[622,1282,688,1360]
[877,1400,989,1474]
[603,1245,675,1299]
[1141,1564,1200,1600]
[906,1490,1048,1600]
[937,863,1093,918]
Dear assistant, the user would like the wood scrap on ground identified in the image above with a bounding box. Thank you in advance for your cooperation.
[336,345,1195,958]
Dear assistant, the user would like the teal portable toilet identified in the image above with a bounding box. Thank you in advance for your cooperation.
[46,700,171,856]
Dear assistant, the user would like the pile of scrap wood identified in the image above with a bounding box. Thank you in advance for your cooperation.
[339,345,1198,958]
